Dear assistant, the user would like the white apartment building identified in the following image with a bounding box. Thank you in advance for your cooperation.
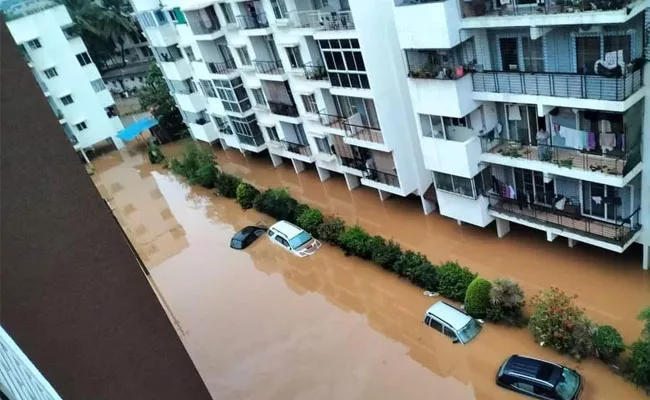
[133,0,649,269]
[4,1,125,157]
[395,0,650,269]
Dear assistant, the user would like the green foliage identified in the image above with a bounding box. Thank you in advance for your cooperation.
[437,261,477,302]
[173,145,218,188]
[316,216,346,244]
[291,203,309,224]
[371,240,402,270]
[338,226,372,259]
[411,262,439,292]
[486,278,527,326]
[139,65,185,136]
[392,250,429,280]
[528,287,595,359]
[627,339,650,387]
[464,278,493,319]
[639,306,650,341]
[169,158,184,175]
[296,208,324,235]
[215,174,241,198]
[592,325,625,362]
[147,142,165,164]
[235,183,259,209]
[253,188,298,221]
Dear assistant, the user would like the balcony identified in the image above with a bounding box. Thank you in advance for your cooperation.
[62,26,78,40]
[363,168,400,187]
[339,156,366,173]
[254,60,284,75]
[317,110,347,130]
[237,134,266,147]
[303,62,328,81]
[237,13,269,30]
[343,122,384,144]
[488,193,641,249]
[268,101,299,118]
[405,48,474,81]
[282,140,313,157]
[287,10,355,31]
[206,59,237,75]
[186,7,221,37]
[460,0,641,21]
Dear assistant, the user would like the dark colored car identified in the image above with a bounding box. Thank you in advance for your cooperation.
[230,226,266,249]
[496,355,582,400]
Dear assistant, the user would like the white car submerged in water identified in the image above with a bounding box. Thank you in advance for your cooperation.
[267,220,321,257]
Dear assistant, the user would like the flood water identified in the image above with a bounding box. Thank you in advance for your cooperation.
[93,144,649,400]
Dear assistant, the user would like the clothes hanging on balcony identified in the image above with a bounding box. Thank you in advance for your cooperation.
[558,126,587,150]
[587,132,597,151]
[599,119,612,133]
[508,105,521,121]
[600,133,616,152]
[536,130,550,160]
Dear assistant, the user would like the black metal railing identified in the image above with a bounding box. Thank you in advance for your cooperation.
[268,101,299,117]
[282,140,312,157]
[303,62,328,80]
[340,156,367,171]
[364,168,400,187]
[460,0,635,18]
[195,118,210,126]
[480,136,628,176]
[395,0,444,5]
[344,122,384,144]
[237,134,265,147]
[237,13,269,29]
[488,193,641,245]
[317,110,347,128]
[472,67,644,101]
[320,11,355,31]
[254,60,284,74]
[207,59,237,74]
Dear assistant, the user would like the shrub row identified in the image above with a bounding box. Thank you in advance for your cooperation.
[164,146,648,391]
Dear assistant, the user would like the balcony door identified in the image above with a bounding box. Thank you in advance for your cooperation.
[582,182,618,221]
[506,105,538,146]
[499,38,519,71]
[514,169,555,206]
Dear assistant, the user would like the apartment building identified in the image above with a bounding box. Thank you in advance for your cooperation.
[3,0,125,158]
[395,0,650,269]
[132,0,432,209]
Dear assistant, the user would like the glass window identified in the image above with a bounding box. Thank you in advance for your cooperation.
[76,52,92,66]
[60,95,74,105]
[522,37,543,72]
[301,94,318,114]
[27,39,41,49]
[90,79,105,93]
[576,36,601,74]
[428,317,443,332]
[456,319,482,343]
[555,368,581,400]
[315,137,330,153]
[214,116,233,135]
[443,326,457,340]
[604,34,631,64]
[288,231,312,249]
[75,121,87,131]
[499,37,519,71]
[434,172,477,199]
[236,47,251,66]
[43,67,58,79]
[219,4,235,23]
[514,382,535,393]
[252,88,266,105]
[285,46,304,69]
[266,127,280,141]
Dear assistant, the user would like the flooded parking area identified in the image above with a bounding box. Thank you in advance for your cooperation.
[92,146,648,399]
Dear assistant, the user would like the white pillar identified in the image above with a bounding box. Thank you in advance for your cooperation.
[112,136,126,150]
[291,159,305,174]
[496,218,510,238]
[344,172,360,191]
[640,73,650,270]
[219,138,229,150]
[269,152,283,167]
[378,189,392,202]
[642,245,649,271]
[80,149,91,164]
[316,166,331,182]
[420,195,436,215]
[546,232,557,242]
[457,220,462,226]
[568,238,577,248]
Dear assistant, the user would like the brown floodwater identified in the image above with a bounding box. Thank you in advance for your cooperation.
[92,145,649,400]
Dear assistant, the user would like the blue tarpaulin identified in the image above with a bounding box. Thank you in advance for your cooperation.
[116,117,159,141]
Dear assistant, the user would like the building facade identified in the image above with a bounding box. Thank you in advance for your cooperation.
[4,1,125,157]
[133,0,649,269]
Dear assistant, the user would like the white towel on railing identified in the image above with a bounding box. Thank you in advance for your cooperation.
[558,126,586,150]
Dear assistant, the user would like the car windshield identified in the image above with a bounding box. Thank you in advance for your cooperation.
[555,368,580,400]
[288,231,312,249]
[457,319,482,343]
[230,239,243,249]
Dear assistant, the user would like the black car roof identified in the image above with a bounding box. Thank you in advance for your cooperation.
[503,355,562,386]
[233,226,258,239]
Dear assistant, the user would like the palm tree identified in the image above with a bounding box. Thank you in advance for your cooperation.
[97,0,137,66]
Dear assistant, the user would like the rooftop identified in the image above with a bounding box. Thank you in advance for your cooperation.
[1,0,59,21]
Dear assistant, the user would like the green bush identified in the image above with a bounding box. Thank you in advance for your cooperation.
[464,278,493,319]
[592,325,625,362]
[215,173,241,198]
[627,339,650,387]
[316,216,345,244]
[392,250,428,279]
[338,226,372,258]
[411,262,439,292]
[639,305,650,341]
[147,142,165,164]
[191,160,219,188]
[169,158,184,175]
[253,188,298,221]
[528,287,595,360]
[365,235,385,260]
[371,240,402,270]
[437,261,477,302]
[236,183,259,209]
[296,208,324,235]
[170,144,218,188]
[291,203,309,224]
[486,278,527,326]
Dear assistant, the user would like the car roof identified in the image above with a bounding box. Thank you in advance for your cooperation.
[233,226,259,239]
[269,220,303,238]
[503,355,563,385]
[425,301,472,331]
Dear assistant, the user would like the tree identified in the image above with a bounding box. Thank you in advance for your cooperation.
[139,64,185,141]
[99,0,137,66]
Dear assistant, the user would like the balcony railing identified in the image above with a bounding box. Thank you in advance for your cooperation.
[460,0,636,18]
[286,10,355,30]
[303,62,328,80]
[237,134,265,147]
[340,156,367,171]
[253,60,284,74]
[480,136,631,176]
[282,140,313,157]
[268,101,299,117]
[344,122,384,144]
[471,67,644,101]
[317,110,347,129]
[488,193,641,245]
[237,13,269,29]
[364,168,400,187]
[206,59,237,74]
[395,0,444,4]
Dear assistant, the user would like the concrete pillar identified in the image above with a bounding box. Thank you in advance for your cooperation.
[316,166,331,182]
[80,149,91,165]
[420,196,436,215]
[640,71,650,270]
[546,232,557,242]
[496,218,510,238]
[457,220,462,226]
[291,159,305,174]
[219,138,229,150]
[378,189,392,202]
[568,238,577,248]
[269,152,283,167]
[111,136,126,150]
[642,245,649,271]
[344,172,360,191]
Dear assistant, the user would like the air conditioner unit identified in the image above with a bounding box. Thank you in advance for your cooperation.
[579,25,603,33]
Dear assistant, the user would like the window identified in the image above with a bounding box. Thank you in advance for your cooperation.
[213,78,251,113]
[442,326,457,340]
[214,116,233,135]
[266,126,280,142]
[499,37,519,71]
[292,124,308,145]
[312,0,329,8]
[251,88,266,105]
[43,67,58,79]
[473,167,492,197]
[219,4,235,23]
[199,80,217,97]
[315,137,330,154]
[301,94,318,114]
[27,39,41,49]
[513,382,535,393]
[105,105,117,118]
[434,172,476,199]
[522,37,543,72]
[141,46,153,58]
[576,36,601,74]
[443,116,471,129]
[184,47,196,62]
[138,12,156,28]
[75,121,88,131]
[168,9,177,22]
[230,115,262,137]
[60,95,74,105]
[236,47,251,66]
[285,47,304,69]
[427,317,443,332]
[270,0,288,19]
[604,34,631,65]
[76,52,92,66]
[582,182,618,221]
[318,39,369,89]
[90,79,106,93]
[154,10,167,25]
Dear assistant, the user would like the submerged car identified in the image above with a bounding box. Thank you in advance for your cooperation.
[267,220,321,257]
[423,301,483,344]
[230,226,267,250]
[496,355,583,399]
